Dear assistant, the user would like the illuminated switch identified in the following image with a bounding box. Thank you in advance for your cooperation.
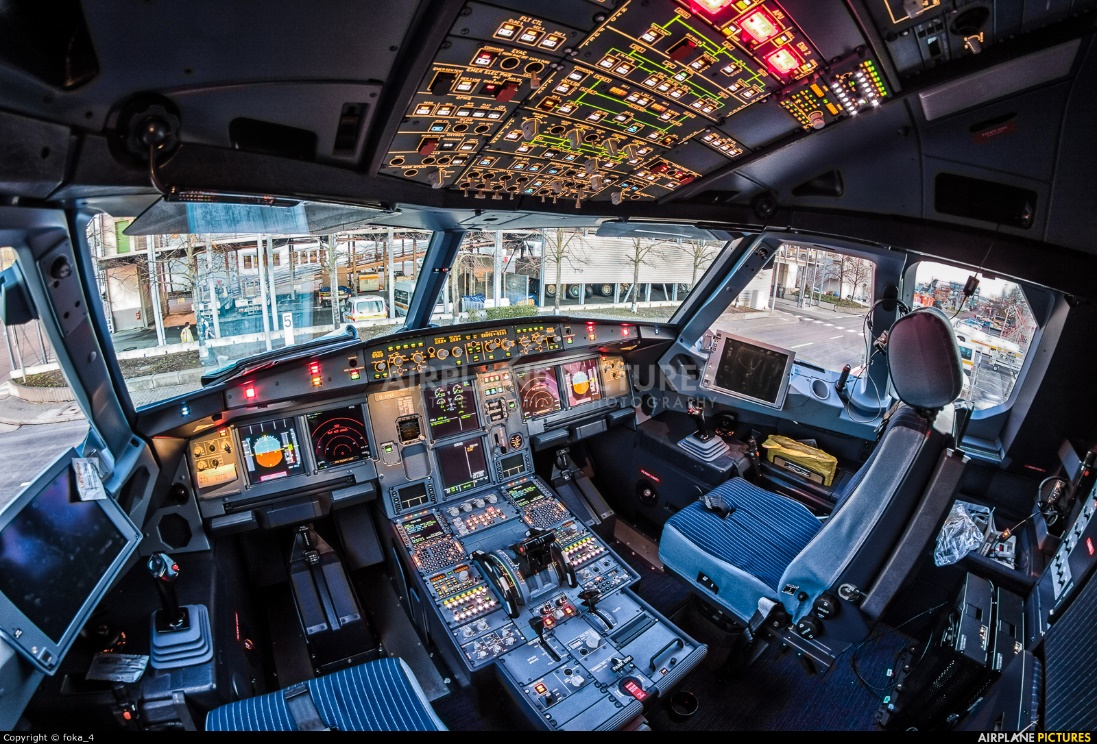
[473,49,497,67]
[419,138,440,156]
[495,81,520,102]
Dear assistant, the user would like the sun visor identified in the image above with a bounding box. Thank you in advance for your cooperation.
[124,193,392,236]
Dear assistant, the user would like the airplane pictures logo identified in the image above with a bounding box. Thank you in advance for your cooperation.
[977,734,1091,743]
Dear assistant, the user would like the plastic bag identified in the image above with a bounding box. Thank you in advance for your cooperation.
[934,501,985,566]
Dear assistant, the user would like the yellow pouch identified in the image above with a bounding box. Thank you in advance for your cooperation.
[761,435,838,486]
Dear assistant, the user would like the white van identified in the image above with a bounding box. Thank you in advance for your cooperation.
[344,295,387,321]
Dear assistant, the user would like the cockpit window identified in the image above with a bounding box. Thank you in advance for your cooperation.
[910,261,1036,410]
[84,213,428,408]
[701,243,876,375]
[431,229,723,327]
[0,248,90,505]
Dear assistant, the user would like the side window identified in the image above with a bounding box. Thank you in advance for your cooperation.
[909,261,1037,410]
[0,247,91,506]
[703,243,876,373]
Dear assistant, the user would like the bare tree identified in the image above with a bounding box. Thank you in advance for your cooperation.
[685,239,720,290]
[541,228,585,313]
[841,255,874,300]
[999,285,1036,349]
[623,237,670,313]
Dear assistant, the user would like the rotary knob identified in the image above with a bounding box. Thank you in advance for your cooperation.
[486,339,500,351]
[460,501,473,513]
[373,361,387,372]
[436,348,450,360]
[195,460,208,471]
[193,445,204,458]
[473,498,486,509]
[388,352,406,367]
[447,506,461,517]
[452,347,463,357]
[485,493,498,504]
[531,332,544,344]
[518,335,531,348]
[502,339,515,350]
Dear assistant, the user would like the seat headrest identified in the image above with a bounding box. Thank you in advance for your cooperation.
[887,307,963,410]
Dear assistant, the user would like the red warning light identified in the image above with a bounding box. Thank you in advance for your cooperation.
[244,386,256,399]
[739,9,780,43]
[309,361,321,375]
[691,0,736,14]
[766,47,803,76]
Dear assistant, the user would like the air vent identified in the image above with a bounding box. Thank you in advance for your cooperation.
[792,170,844,198]
[229,118,318,161]
[935,173,1036,229]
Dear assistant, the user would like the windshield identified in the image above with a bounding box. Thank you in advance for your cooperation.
[430,229,724,327]
[84,213,429,407]
[81,213,726,409]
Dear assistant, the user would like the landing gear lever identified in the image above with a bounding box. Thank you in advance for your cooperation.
[148,552,188,632]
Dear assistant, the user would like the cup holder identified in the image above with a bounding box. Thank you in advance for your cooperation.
[667,690,699,723]
[810,378,830,400]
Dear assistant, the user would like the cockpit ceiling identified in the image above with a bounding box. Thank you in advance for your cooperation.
[361,0,1094,208]
[1,0,1096,240]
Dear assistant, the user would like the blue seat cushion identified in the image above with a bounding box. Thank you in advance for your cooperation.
[205,658,446,731]
[658,478,823,622]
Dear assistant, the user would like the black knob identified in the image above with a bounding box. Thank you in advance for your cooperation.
[796,615,822,640]
[813,593,840,619]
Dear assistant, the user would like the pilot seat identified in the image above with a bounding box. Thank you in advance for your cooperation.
[658,307,964,655]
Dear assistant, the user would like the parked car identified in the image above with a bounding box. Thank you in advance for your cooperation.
[318,284,350,307]
[344,295,387,321]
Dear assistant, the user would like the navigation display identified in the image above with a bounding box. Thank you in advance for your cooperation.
[561,358,603,408]
[424,380,481,440]
[239,417,304,483]
[516,366,561,420]
[703,332,796,409]
[307,405,371,470]
[436,436,490,495]
[402,512,445,546]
